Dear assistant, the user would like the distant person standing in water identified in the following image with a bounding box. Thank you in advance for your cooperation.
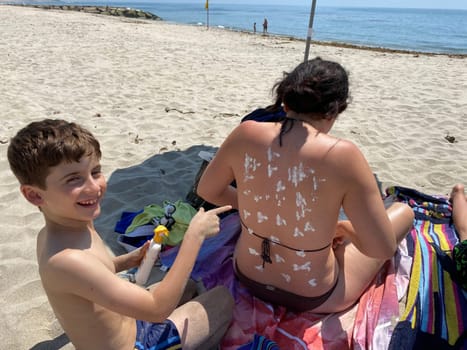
[253,22,256,33]
[263,18,268,34]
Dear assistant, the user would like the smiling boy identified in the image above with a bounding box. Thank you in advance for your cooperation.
[7,119,233,350]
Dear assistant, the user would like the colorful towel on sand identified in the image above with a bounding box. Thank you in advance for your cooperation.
[237,334,280,350]
[160,211,412,349]
[386,186,467,350]
[159,186,467,349]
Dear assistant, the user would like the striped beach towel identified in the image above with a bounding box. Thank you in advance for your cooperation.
[387,186,467,350]
[160,187,466,349]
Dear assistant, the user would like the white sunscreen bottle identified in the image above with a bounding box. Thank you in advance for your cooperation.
[134,225,169,286]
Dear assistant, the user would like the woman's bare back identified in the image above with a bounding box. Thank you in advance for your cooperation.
[232,120,347,297]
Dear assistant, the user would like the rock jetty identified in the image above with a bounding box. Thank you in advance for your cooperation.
[13,4,162,20]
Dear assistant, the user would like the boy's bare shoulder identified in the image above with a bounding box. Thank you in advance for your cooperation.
[39,245,86,274]
[38,242,107,292]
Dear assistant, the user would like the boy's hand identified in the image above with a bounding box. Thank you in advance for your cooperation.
[113,240,150,272]
[128,240,150,268]
[188,205,232,239]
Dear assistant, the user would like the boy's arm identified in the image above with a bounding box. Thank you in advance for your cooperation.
[43,205,231,323]
[144,205,232,318]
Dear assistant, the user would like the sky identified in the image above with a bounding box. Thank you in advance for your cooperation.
[163,0,467,10]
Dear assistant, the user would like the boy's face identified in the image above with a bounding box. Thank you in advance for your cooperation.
[23,155,107,224]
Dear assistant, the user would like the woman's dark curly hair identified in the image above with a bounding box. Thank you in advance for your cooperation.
[272,57,349,118]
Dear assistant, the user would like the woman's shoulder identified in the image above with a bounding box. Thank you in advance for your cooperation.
[238,119,277,129]
[318,134,360,154]
[231,120,278,139]
[318,135,368,168]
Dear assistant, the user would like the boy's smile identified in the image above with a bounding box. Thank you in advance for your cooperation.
[37,155,107,225]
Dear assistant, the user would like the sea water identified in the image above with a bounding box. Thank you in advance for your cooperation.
[33,1,467,54]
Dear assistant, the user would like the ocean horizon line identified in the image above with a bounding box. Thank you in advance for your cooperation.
[2,1,467,54]
[40,0,467,11]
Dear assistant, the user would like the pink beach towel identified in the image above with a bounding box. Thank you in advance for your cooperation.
[204,247,409,350]
[160,212,412,349]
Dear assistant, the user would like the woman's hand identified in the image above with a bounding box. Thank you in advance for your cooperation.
[333,220,353,249]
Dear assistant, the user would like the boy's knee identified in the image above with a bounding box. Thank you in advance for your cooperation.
[210,286,234,308]
[196,286,233,310]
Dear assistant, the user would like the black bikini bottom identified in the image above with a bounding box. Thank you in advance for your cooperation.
[234,261,338,312]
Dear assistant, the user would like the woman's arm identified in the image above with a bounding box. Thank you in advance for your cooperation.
[197,126,241,209]
[334,140,398,259]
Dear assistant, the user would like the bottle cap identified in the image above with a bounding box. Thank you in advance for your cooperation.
[153,225,169,244]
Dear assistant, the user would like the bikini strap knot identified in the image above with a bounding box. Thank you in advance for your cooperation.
[261,239,273,268]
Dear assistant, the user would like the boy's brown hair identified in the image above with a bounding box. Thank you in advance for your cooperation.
[7,119,101,189]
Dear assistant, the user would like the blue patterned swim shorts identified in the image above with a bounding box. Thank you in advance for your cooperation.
[134,319,182,350]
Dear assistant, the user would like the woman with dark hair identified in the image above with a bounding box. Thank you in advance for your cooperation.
[197,58,414,313]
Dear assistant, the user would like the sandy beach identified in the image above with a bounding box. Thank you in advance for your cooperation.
[0,4,466,349]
